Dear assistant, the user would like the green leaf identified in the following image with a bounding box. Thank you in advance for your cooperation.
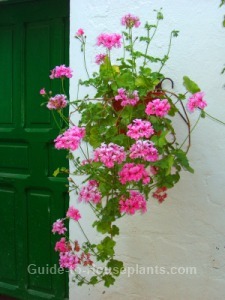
[173,149,194,173]
[172,30,179,37]
[89,276,98,285]
[102,274,115,287]
[110,225,119,236]
[156,11,164,20]
[135,76,147,87]
[93,220,111,234]
[200,110,206,118]
[117,72,134,88]
[97,237,116,261]
[107,259,124,277]
[183,76,201,94]
[53,168,60,177]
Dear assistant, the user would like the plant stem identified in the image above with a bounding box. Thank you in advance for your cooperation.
[158,31,173,73]
[77,221,98,257]
[51,111,61,130]
[83,39,90,79]
[179,112,201,151]
[143,20,159,67]
[205,111,225,125]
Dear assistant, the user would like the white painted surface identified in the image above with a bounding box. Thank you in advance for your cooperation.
[69,1,225,299]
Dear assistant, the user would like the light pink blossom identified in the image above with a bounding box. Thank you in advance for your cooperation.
[95,53,107,65]
[66,206,81,221]
[119,163,150,185]
[76,28,84,36]
[121,14,141,28]
[52,219,67,235]
[119,191,147,215]
[93,143,126,168]
[40,88,46,95]
[50,64,73,79]
[145,99,171,117]
[96,33,122,50]
[129,140,159,162]
[54,126,85,151]
[47,94,67,110]
[187,92,207,112]
[115,88,139,107]
[59,252,79,270]
[79,180,102,204]
[127,119,154,140]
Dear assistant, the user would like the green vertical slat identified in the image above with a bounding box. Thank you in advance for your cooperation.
[0,187,17,283]
[0,27,13,125]
[0,1,69,299]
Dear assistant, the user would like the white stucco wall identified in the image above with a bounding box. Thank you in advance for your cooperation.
[69,1,225,299]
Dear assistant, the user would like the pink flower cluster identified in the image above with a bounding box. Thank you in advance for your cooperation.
[96,33,122,50]
[153,187,167,203]
[50,64,73,79]
[119,163,150,185]
[187,92,207,112]
[95,53,107,65]
[47,94,68,110]
[59,252,79,270]
[129,140,159,162]
[52,219,67,235]
[121,14,141,28]
[54,126,85,151]
[145,99,171,117]
[93,143,126,168]
[127,119,154,140]
[76,28,84,37]
[119,191,147,215]
[55,237,71,252]
[66,206,81,221]
[79,180,102,204]
[115,88,139,107]
[55,238,93,270]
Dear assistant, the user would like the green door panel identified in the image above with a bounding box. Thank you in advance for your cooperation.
[0,0,69,299]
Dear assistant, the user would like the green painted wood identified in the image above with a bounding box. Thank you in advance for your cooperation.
[0,1,69,299]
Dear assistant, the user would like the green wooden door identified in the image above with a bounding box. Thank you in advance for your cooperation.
[0,0,69,299]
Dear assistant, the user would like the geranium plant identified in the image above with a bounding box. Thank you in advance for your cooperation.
[40,11,222,287]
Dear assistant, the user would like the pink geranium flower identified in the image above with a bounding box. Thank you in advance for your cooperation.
[127,119,154,140]
[47,94,68,110]
[153,187,168,203]
[96,33,122,50]
[129,140,159,162]
[55,237,71,252]
[50,64,73,79]
[40,88,46,95]
[115,88,139,107]
[95,53,107,65]
[145,99,171,117]
[121,14,141,28]
[119,163,150,185]
[119,191,147,215]
[187,92,207,112]
[52,219,67,235]
[66,206,81,221]
[93,143,126,168]
[76,28,84,36]
[54,126,85,151]
[79,180,102,204]
[59,252,79,270]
